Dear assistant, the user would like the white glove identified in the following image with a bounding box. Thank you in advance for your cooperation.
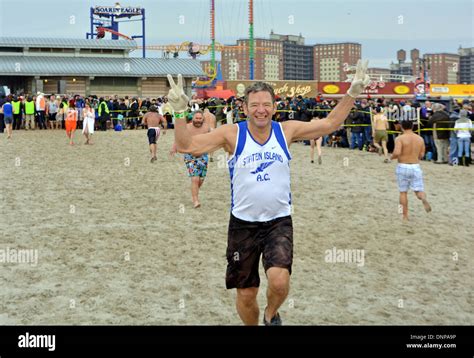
[347,60,371,98]
[166,74,189,113]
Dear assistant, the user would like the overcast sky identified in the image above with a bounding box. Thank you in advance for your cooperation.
[0,0,472,67]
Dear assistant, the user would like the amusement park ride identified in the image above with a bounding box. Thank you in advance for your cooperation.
[86,3,146,56]
[85,2,427,91]
[86,1,266,87]
[139,42,269,86]
[96,27,132,41]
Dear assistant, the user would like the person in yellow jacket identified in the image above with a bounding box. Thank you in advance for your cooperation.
[24,96,35,130]
[11,96,22,130]
[98,97,110,131]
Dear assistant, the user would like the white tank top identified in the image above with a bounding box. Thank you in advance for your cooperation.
[228,121,292,222]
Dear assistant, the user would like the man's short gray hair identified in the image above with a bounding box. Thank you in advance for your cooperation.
[244,82,275,104]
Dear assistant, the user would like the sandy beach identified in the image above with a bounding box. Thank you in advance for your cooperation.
[0,129,472,325]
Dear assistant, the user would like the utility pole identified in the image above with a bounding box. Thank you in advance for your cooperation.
[248,0,254,80]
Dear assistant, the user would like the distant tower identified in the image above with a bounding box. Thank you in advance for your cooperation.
[210,0,216,70]
[397,49,406,64]
[249,0,255,80]
[411,48,420,75]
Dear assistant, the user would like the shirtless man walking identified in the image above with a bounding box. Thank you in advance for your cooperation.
[203,107,216,162]
[143,105,167,162]
[372,106,390,163]
[170,110,210,208]
[391,120,432,221]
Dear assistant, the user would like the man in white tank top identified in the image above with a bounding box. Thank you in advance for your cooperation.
[166,60,370,325]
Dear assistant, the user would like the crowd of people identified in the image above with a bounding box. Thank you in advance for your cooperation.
[0,91,472,165]
[0,92,175,133]
[205,95,474,167]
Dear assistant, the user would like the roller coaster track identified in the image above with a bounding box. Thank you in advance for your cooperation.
[96,27,132,40]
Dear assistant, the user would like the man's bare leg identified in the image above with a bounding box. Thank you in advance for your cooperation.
[382,140,389,159]
[236,287,259,325]
[399,192,409,220]
[191,177,200,208]
[150,144,157,162]
[265,267,289,323]
[373,141,382,155]
[415,191,431,212]
[316,137,322,164]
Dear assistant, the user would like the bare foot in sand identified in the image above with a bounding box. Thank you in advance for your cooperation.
[193,201,201,208]
[422,199,431,213]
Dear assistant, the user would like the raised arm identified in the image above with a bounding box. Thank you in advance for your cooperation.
[282,60,371,142]
[167,74,232,156]
[177,125,232,156]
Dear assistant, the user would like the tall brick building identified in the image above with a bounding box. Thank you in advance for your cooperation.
[221,38,283,81]
[313,43,361,81]
[221,32,315,81]
[458,47,474,84]
[425,53,460,84]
